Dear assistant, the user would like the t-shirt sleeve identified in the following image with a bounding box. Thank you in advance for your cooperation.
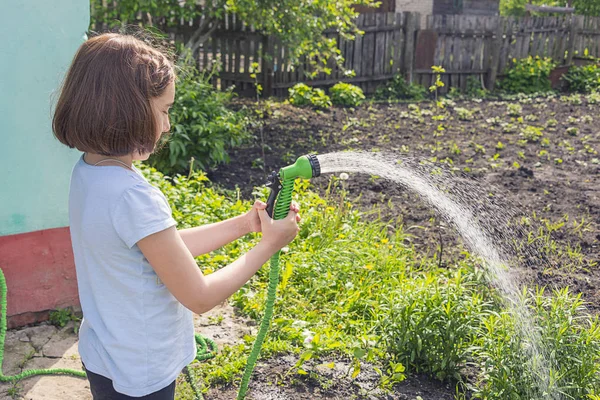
[111,182,177,248]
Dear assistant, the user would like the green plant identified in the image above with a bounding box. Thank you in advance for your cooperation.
[465,75,488,98]
[137,165,600,399]
[49,308,79,327]
[288,83,332,109]
[329,82,365,107]
[564,64,600,93]
[147,59,250,176]
[521,125,544,142]
[499,56,557,94]
[454,107,474,121]
[566,127,580,136]
[430,65,446,103]
[507,103,523,117]
[374,75,428,101]
[288,83,314,106]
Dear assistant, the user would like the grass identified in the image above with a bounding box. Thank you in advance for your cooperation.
[142,166,600,399]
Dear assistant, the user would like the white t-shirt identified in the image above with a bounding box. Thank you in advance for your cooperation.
[69,155,196,396]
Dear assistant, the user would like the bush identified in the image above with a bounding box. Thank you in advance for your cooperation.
[140,166,600,398]
[147,60,250,176]
[288,83,332,109]
[374,75,428,101]
[499,56,557,94]
[563,64,600,93]
[328,82,365,107]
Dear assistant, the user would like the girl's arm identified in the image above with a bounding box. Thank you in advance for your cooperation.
[178,214,251,258]
[138,207,299,315]
[179,201,299,257]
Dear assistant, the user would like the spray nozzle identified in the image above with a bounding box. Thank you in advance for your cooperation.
[279,154,321,181]
[265,155,320,217]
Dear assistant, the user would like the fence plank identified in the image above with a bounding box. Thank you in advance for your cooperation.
[403,12,417,82]
[396,13,406,75]
[353,14,366,80]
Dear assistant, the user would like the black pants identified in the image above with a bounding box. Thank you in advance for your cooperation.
[85,366,176,400]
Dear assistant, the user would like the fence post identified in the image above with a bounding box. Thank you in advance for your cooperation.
[565,15,581,65]
[487,17,505,91]
[261,35,274,97]
[403,12,420,83]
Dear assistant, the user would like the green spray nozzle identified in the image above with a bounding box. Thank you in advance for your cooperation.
[265,155,320,218]
[279,154,321,181]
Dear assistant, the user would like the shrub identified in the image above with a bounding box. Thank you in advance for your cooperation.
[329,82,365,107]
[139,166,600,398]
[147,60,250,176]
[499,56,557,94]
[374,75,428,101]
[563,64,600,93]
[288,83,332,109]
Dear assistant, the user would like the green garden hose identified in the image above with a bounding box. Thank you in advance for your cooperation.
[0,268,86,382]
[237,179,295,400]
[0,267,216,399]
[237,155,320,400]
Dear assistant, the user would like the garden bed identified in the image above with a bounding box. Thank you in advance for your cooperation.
[212,95,600,307]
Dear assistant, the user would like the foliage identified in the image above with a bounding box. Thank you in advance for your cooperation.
[49,308,80,329]
[429,66,446,102]
[328,83,365,107]
[147,59,250,176]
[288,83,332,109]
[474,288,600,399]
[140,166,600,398]
[572,0,600,16]
[499,56,557,94]
[465,75,488,98]
[500,0,600,16]
[374,75,428,101]
[563,64,600,93]
[89,0,378,75]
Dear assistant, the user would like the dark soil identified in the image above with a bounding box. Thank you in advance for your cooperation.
[206,356,455,400]
[206,95,600,399]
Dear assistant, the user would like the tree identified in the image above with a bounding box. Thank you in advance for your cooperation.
[572,0,600,16]
[89,0,378,74]
[500,0,600,16]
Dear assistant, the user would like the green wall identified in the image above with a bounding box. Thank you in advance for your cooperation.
[0,1,89,236]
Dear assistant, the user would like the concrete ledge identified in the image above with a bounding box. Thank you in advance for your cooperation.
[0,227,80,328]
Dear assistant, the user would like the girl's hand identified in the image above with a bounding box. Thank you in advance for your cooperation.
[245,200,301,233]
[258,206,300,250]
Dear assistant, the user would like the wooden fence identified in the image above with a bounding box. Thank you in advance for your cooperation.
[156,12,600,96]
[195,13,419,97]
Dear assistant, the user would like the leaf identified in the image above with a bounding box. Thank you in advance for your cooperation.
[353,348,366,359]
[351,365,361,379]
[280,261,294,290]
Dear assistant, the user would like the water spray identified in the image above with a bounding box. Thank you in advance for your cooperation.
[237,154,321,400]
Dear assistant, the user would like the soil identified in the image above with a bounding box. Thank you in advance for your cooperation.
[210,96,600,306]
[2,95,598,399]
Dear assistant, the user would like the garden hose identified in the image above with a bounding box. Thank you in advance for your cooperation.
[0,266,216,400]
[237,155,320,400]
[0,268,86,382]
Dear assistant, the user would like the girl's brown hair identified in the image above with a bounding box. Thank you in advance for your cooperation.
[53,33,174,156]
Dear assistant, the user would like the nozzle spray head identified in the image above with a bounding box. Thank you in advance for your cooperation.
[279,154,321,181]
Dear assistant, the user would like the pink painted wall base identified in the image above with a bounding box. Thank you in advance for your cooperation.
[0,227,80,328]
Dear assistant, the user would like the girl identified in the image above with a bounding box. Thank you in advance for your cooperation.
[52,33,301,399]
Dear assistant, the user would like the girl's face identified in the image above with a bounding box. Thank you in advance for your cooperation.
[134,80,175,161]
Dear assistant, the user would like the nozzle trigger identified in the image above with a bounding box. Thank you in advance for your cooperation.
[265,171,281,218]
